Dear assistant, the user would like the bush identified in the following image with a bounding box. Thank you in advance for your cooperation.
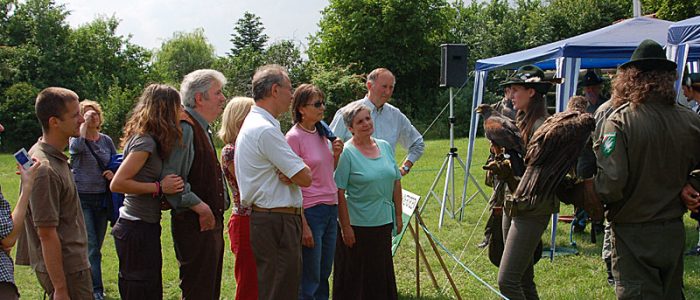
[309,64,366,124]
[0,82,41,151]
[101,84,140,146]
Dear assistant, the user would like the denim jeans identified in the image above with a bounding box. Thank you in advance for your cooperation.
[300,204,338,300]
[79,192,109,295]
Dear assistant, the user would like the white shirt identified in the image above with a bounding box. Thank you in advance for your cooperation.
[235,106,306,209]
[330,97,425,163]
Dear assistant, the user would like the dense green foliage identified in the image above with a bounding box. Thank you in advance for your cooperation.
[0,0,693,150]
[0,0,151,149]
[152,28,216,86]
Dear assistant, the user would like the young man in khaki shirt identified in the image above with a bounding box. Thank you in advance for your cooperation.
[17,87,92,299]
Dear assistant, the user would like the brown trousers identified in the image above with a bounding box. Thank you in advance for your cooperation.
[498,213,549,300]
[250,210,302,300]
[36,268,93,300]
[172,210,224,300]
[611,219,685,299]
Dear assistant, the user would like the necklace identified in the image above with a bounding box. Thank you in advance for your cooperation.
[298,123,317,133]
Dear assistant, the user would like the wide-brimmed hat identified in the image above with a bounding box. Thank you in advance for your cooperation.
[501,65,562,94]
[619,39,676,71]
[683,72,700,88]
[578,69,604,87]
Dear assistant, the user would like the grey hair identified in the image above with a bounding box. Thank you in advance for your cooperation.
[367,68,395,84]
[252,64,288,101]
[342,102,372,129]
[180,69,227,108]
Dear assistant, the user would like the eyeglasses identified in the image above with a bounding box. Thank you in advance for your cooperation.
[307,101,325,108]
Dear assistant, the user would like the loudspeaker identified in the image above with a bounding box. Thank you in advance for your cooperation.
[440,44,468,88]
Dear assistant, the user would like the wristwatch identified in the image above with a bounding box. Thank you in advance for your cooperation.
[402,165,411,174]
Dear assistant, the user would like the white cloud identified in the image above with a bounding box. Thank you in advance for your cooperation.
[55,0,328,55]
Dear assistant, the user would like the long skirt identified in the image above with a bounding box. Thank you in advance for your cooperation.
[332,223,397,300]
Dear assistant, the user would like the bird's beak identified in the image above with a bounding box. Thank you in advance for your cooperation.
[475,107,482,114]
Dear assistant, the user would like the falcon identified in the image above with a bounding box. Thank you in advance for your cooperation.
[476,103,525,175]
[513,110,596,206]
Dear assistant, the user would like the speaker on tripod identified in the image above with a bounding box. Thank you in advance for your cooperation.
[420,44,489,228]
[440,44,468,88]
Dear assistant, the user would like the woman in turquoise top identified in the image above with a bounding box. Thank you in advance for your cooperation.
[333,102,402,300]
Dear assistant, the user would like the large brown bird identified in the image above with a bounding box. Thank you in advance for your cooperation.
[476,103,525,175]
[477,104,524,155]
[513,110,595,206]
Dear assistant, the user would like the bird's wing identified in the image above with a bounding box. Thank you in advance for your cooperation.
[516,111,596,202]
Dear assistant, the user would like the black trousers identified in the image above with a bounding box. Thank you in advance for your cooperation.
[112,218,162,300]
[172,210,224,300]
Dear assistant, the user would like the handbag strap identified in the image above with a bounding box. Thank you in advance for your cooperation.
[84,139,108,171]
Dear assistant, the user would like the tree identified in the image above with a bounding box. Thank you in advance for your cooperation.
[153,28,216,85]
[229,11,268,57]
[67,16,152,100]
[309,0,452,124]
[642,0,700,21]
[0,0,72,89]
[0,82,40,151]
[265,40,311,85]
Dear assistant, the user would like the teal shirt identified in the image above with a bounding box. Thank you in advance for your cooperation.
[334,138,401,227]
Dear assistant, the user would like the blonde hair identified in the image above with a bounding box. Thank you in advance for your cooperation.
[80,99,104,129]
[218,97,255,144]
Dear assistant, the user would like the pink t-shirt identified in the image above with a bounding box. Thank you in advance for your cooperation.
[286,124,338,209]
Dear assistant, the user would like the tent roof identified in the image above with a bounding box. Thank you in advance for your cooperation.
[475,17,673,71]
[668,15,700,45]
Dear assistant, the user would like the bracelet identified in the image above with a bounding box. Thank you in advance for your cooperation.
[153,181,161,198]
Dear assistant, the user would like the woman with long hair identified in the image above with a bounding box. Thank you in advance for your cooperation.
[217,96,256,300]
[67,100,117,300]
[286,84,343,300]
[110,84,185,299]
[497,65,556,300]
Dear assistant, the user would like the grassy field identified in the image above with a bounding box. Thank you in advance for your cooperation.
[4,137,700,299]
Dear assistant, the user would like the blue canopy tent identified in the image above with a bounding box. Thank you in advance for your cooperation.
[667,15,700,97]
[464,17,672,259]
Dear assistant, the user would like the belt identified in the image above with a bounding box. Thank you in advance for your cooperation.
[252,205,302,216]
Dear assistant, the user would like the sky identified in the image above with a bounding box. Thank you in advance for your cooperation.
[54,0,330,56]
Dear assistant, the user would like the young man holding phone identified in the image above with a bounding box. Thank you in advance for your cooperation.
[15,87,92,299]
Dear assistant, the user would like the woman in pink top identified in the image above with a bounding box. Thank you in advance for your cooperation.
[286,84,343,300]
[218,97,256,300]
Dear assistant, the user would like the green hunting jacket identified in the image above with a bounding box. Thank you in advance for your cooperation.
[594,102,700,223]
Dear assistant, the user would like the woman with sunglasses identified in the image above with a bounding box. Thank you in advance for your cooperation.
[286,84,343,300]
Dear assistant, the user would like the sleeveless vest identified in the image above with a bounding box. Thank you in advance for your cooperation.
[182,111,226,228]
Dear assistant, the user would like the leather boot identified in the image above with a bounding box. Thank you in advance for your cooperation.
[605,257,614,286]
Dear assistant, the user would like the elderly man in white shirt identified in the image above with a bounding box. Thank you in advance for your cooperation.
[235,64,311,299]
[330,68,425,176]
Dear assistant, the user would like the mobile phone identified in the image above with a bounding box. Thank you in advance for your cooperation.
[14,148,33,170]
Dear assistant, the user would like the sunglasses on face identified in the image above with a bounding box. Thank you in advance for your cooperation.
[307,101,325,108]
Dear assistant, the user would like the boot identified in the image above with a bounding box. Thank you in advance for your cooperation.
[605,257,614,286]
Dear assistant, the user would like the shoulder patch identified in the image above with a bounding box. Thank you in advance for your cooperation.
[602,132,616,157]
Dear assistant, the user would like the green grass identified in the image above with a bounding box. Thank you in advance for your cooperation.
[5,138,700,299]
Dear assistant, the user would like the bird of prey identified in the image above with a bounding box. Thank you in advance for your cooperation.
[566,95,589,113]
[476,103,525,175]
[513,110,596,206]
